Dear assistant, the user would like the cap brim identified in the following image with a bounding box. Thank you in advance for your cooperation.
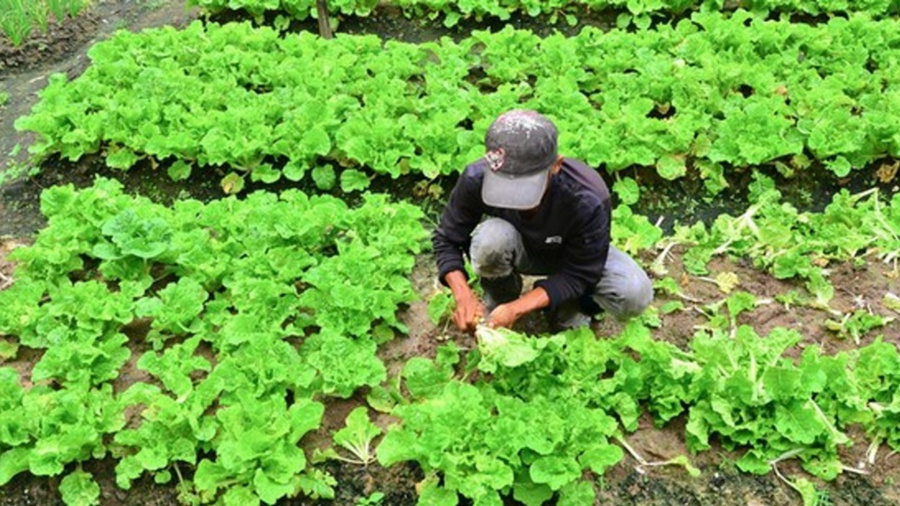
[482,167,550,210]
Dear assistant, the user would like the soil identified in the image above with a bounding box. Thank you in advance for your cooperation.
[0,12,101,74]
[2,1,900,505]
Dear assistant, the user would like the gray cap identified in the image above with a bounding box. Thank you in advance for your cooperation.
[481,109,559,210]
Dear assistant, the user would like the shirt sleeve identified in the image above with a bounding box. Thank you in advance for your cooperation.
[533,200,610,310]
[432,166,485,284]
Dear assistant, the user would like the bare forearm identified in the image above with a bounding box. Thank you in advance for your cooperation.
[488,287,550,328]
[507,287,550,318]
[445,270,473,300]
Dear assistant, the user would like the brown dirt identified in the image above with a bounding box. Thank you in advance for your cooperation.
[0,238,28,288]
[0,11,101,74]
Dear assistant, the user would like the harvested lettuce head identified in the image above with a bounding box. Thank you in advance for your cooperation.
[475,325,546,373]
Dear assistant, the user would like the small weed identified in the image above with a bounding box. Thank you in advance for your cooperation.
[355,492,384,506]
[137,0,168,10]
[0,144,40,187]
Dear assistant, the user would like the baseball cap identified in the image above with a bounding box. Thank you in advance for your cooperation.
[481,109,559,210]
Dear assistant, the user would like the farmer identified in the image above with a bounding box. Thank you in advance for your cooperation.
[432,109,653,332]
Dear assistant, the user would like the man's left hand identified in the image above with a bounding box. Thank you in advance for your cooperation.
[485,287,551,329]
[487,303,519,329]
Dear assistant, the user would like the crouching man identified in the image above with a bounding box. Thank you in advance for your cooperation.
[432,109,653,332]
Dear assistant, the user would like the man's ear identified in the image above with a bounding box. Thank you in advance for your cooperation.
[550,156,564,175]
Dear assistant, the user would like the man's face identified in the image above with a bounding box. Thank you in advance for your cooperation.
[519,156,565,216]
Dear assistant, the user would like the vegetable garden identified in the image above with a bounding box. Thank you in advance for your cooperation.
[1,0,899,505]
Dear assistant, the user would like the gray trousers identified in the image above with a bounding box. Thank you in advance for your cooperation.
[470,218,653,323]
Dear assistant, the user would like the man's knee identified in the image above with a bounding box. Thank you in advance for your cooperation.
[470,218,520,278]
[615,270,654,319]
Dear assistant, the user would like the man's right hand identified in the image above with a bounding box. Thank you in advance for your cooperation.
[452,291,485,332]
[444,270,484,332]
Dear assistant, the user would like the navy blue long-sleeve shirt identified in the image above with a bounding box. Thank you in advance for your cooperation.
[432,157,611,310]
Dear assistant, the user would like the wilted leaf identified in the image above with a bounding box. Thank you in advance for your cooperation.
[715,272,740,294]
[221,172,244,194]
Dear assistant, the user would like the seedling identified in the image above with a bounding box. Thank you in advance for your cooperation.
[331,407,382,466]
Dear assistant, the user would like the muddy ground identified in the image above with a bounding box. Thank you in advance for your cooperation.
[2,1,900,505]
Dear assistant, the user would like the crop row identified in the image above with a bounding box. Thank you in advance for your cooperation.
[15,14,900,194]
[187,0,900,27]
[0,179,427,505]
[385,176,900,504]
[392,316,900,505]
[0,0,90,46]
[1,176,897,504]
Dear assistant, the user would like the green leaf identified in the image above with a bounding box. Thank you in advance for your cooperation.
[304,333,386,398]
[612,177,640,206]
[475,326,543,373]
[222,485,258,506]
[221,172,245,194]
[253,468,294,504]
[665,455,701,478]
[282,160,305,182]
[762,366,803,401]
[825,156,852,178]
[59,470,100,506]
[580,443,623,474]
[0,448,30,486]
[106,146,140,170]
[301,127,332,156]
[167,160,192,181]
[153,470,172,484]
[529,456,581,491]
[366,386,397,413]
[726,291,757,319]
[296,469,336,500]
[660,300,684,314]
[333,407,381,463]
[634,14,651,30]
[251,163,281,184]
[340,169,370,193]
[557,481,596,506]
[101,209,171,259]
[427,290,453,325]
[792,477,820,506]
[418,477,458,506]
[774,401,825,445]
[735,449,770,475]
[402,357,453,399]
[881,292,900,313]
[656,156,687,180]
[697,160,728,195]
[376,429,419,467]
[312,165,336,190]
[512,477,553,506]
[0,339,19,360]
